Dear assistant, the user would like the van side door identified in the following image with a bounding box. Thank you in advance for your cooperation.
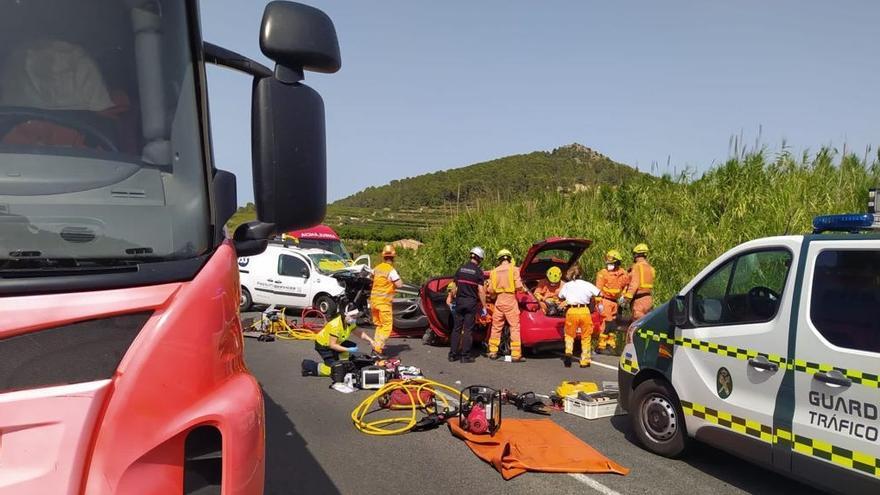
[672,244,796,466]
[787,239,880,492]
[273,253,311,308]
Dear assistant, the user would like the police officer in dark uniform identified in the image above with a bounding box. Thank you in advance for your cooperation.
[450,247,488,363]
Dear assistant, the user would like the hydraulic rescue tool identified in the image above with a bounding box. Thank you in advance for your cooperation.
[501,389,552,415]
[458,385,502,435]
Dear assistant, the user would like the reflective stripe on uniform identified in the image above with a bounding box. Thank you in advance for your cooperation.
[679,400,880,478]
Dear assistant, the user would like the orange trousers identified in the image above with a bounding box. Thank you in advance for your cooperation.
[370,299,393,353]
[632,295,653,320]
[596,298,618,351]
[489,294,522,359]
[564,307,593,365]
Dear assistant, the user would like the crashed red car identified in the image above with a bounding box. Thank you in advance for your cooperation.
[420,237,600,351]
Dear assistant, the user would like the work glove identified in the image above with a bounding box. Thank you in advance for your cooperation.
[597,303,604,314]
[480,308,488,318]
[344,344,359,354]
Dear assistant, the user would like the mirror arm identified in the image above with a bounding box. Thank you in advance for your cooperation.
[204,42,273,79]
[233,221,276,257]
[275,65,304,84]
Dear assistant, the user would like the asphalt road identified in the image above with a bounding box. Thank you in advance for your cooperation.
[242,312,826,495]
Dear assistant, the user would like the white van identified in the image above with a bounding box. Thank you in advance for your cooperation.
[238,242,347,315]
[618,210,880,495]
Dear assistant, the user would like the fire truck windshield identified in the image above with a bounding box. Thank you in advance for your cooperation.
[0,0,209,269]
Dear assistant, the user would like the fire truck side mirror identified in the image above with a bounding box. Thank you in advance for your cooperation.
[260,1,341,78]
[252,78,327,233]
[250,1,341,234]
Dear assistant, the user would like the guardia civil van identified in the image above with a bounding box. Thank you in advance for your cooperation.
[619,200,880,495]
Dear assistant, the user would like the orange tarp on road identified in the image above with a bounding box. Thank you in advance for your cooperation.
[448,418,629,480]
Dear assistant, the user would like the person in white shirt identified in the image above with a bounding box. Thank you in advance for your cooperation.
[558,266,603,368]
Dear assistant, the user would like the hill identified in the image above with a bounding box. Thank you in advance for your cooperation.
[334,143,644,210]
[227,143,641,240]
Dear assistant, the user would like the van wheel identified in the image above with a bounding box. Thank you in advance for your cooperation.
[631,378,688,458]
[315,295,338,317]
[239,287,252,313]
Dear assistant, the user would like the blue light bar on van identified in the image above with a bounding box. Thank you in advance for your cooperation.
[812,213,874,233]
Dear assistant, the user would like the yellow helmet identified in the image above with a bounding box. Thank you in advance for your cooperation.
[632,243,649,255]
[546,266,562,283]
[382,244,397,258]
[497,248,513,262]
[605,249,623,263]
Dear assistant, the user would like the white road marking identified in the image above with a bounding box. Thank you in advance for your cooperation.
[590,361,618,371]
[569,473,624,495]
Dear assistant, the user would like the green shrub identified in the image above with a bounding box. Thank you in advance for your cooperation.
[409,148,879,301]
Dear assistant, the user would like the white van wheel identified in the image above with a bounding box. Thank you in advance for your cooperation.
[239,287,252,312]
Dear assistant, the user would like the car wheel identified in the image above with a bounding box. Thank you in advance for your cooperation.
[239,287,252,313]
[422,328,438,346]
[315,294,338,317]
[630,378,688,458]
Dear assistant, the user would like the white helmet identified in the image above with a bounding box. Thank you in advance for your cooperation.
[469,246,485,260]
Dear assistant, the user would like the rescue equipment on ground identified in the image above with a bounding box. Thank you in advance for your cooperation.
[379,380,436,409]
[563,389,626,420]
[448,418,630,480]
[248,306,326,341]
[351,378,461,435]
[555,380,599,398]
[330,360,357,383]
[459,385,502,435]
[358,366,387,390]
[501,389,551,415]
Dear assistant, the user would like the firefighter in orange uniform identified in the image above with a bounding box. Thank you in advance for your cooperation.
[370,245,403,356]
[534,266,565,315]
[487,249,525,362]
[594,249,630,354]
[622,243,656,320]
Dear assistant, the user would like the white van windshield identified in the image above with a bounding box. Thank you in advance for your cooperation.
[297,238,350,260]
[309,252,347,274]
[0,0,208,269]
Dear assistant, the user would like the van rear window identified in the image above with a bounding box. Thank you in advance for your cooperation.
[810,250,880,354]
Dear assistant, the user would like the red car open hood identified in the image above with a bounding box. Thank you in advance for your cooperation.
[519,237,592,283]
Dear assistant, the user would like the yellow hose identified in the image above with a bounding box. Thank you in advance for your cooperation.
[351,378,463,436]
[276,328,318,340]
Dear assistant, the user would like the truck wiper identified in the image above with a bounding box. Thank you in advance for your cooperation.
[0,258,148,278]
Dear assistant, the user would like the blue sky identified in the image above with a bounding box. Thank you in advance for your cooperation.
[201,1,879,205]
